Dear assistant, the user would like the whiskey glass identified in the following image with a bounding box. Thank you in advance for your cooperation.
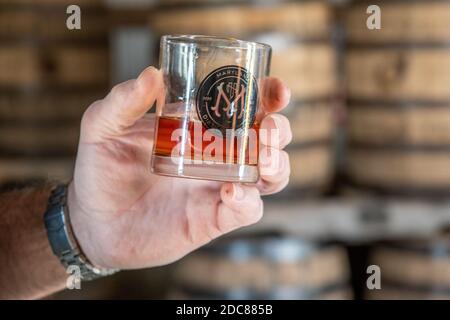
[151,35,271,183]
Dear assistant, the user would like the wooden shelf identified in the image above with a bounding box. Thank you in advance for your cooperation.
[236,197,450,243]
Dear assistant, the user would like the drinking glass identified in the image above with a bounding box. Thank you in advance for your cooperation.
[151,35,271,182]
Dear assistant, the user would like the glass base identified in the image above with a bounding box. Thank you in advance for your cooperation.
[151,155,259,183]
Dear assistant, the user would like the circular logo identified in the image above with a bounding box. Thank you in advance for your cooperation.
[196,65,258,135]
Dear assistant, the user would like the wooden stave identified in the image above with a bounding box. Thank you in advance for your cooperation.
[346,48,450,102]
[368,287,450,300]
[0,7,109,41]
[169,285,352,300]
[0,90,103,123]
[348,103,450,146]
[150,1,332,39]
[367,239,450,299]
[0,0,105,7]
[288,143,334,191]
[170,238,351,299]
[271,42,337,100]
[345,1,450,195]
[346,1,450,45]
[0,1,108,185]
[284,99,336,144]
[0,43,110,87]
[347,148,450,190]
[0,124,80,157]
[0,157,74,183]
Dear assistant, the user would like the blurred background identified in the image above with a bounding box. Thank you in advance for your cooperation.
[1,0,450,300]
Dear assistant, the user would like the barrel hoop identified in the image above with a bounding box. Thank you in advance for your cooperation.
[0,118,81,127]
[347,42,450,50]
[291,96,337,107]
[0,3,107,13]
[173,281,350,300]
[0,178,48,193]
[376,242,450,256]
[200,242,323,259]
[348,0,450,6]
[347,98,450,109]
[0,85,108,95]
[0,35,109,46]
[344,179,450,198]
[154,0,320,12]
[289,139,332,151]
[273,182,331,198]
[350,142,450,152]
[154,31,333,45]
[0,149,77,158]
[381,278,450,295]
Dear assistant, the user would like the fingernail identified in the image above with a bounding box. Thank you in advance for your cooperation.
[138,66,157,81]
[285,87,292,104]
[232,184,245,202]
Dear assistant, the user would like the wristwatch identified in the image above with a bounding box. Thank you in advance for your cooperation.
[44,184,119,281]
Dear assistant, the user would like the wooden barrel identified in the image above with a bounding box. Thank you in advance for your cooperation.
[284,100,335,144]
[347,49,450,102]
[0,43,109,88]
[0,0,103,5]
[170,237,352,299]
[288,143,334,195]
[151,0,332,39]
[0,90,103,122]
[345,0,450,195]
[0,2,109,184]
[0,5,108,41]
[346,1,450,44]
[367,237,450,300]
[255,34,337,101]
[151,1,337,196]
[0,157,74,183]
[0,125,79,156]
[349,103,450,146]
[247,23,337,196]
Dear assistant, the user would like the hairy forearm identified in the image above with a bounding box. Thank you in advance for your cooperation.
[0,184,66,299]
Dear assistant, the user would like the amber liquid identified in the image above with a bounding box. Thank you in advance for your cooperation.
[154,116,259,165]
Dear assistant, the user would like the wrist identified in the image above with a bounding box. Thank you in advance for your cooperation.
[66,182,106,269]
[45,183,119,280]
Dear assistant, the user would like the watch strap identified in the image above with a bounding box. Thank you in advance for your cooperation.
[44,184,119,281]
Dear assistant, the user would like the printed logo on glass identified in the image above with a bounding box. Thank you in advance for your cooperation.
[196,65,258,135]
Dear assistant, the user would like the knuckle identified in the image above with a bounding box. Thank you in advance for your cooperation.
[80,100,101,130]
[109,80,134,105]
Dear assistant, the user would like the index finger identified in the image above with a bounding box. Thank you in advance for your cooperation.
[261,77,291,113]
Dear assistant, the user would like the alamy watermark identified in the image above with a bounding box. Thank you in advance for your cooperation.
[66,5,81,30]
[66,265,81,290]
[366,5,381,30]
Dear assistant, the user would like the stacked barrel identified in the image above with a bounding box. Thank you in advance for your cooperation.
[0,0,109,183]
[368,236,450,299]
[345,0,450,196]
[170,237,352,299]
[151,0,338,196]
[150,0,343,300]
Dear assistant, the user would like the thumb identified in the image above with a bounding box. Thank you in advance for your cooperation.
[81,66,164,140]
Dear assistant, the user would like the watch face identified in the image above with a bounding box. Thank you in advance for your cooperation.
[196,65,258,135]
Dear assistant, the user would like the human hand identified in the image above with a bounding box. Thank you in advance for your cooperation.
[68,66,292,269]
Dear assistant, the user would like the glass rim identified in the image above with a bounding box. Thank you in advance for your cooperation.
[161,34,272,51]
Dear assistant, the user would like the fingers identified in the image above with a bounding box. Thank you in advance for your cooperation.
[81,66,163,140]
[261,77,291,113]
[259,113,292,149]
[257,147,290,195]
[215,184,263,235]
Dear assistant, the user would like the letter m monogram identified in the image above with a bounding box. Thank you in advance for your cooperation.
[211,82,246,119]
